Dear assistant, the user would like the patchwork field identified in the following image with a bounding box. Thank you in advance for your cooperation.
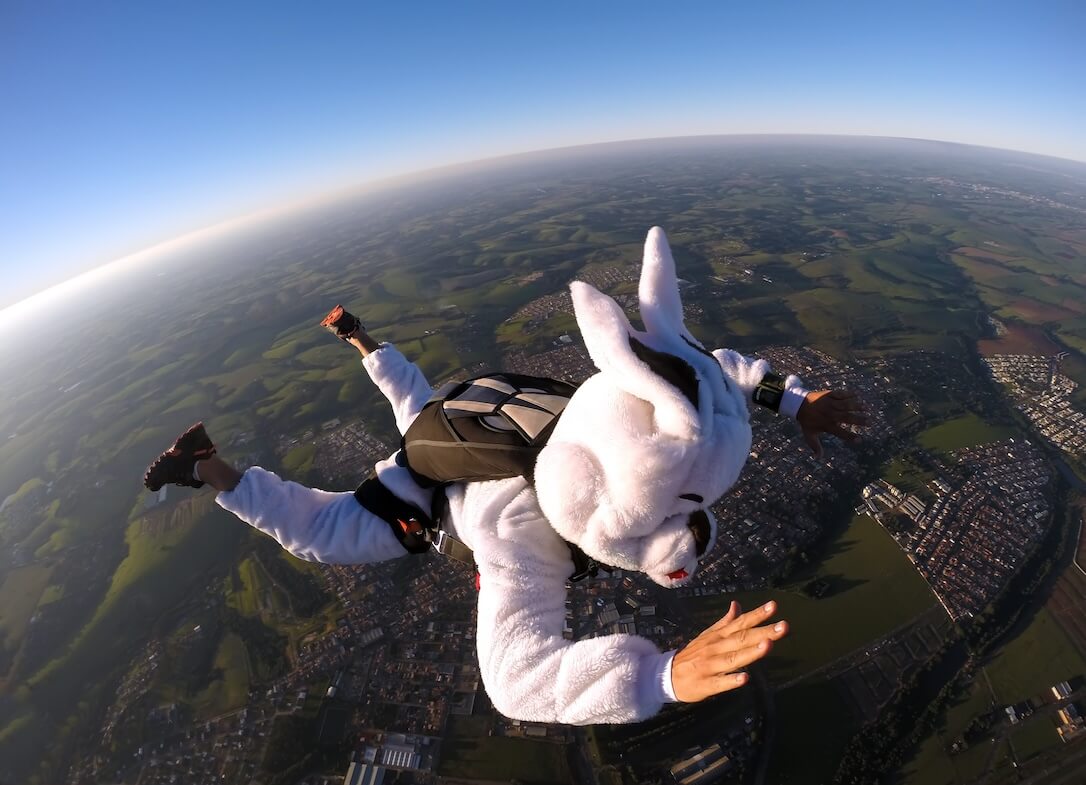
[917,413,1019,455]
[0,564,53,670]
[439,715,572,784]
[686,515,936,686]
[1,138,1084,782]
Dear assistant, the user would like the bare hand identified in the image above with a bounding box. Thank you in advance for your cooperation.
[671,601,789,702]
[796,389,868,458]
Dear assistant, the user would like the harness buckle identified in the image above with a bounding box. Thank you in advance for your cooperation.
[433,529,475,565]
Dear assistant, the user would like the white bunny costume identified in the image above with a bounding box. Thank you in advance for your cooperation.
[217,227,808,724]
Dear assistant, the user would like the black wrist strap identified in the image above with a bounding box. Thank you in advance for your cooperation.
[752,371,786,412]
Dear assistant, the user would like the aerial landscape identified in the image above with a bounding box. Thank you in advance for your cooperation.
[0,135,1084,784]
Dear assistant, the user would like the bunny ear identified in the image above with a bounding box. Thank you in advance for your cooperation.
[637,226,727,404]
[570,280,700,438]
[639,227,690,340]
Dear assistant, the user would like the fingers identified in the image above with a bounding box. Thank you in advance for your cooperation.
[839,412,868,427]
[729,603,781,634]
[804,429,824,458]
[704,603,742,637]
[828,423,860,442]
[673,601,789,702]
[708,618,789,658]
[708,638,777,685]
[710,600,778,634]
[828,391,868,423]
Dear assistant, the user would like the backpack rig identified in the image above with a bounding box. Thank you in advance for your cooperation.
[354,372,610,582]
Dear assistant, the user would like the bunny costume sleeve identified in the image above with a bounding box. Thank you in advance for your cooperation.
[214,343,432,564]
[445,480,677,724]
[712,349,809,419]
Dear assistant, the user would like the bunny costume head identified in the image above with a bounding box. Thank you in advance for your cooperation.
[534,227,754,587]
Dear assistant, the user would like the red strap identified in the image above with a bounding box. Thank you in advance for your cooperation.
[474,572,481,591]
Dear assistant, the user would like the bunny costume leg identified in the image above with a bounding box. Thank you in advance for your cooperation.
[216,342,434,563]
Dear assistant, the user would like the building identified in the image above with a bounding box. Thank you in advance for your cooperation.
[669,742,733,784]
[344,762,385,785]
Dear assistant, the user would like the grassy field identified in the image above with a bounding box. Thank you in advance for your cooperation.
[281,442,317,475]
[0,564,53,649]
[917,413,1019,455]
[895,679,997,785]
[36,584,64,607]
[193,632,251,718]
[895,609,1086,784]
[769,682,859,785]
[882,456,936,495]
[86,495,221,625]
[1,476,44,508]
[226,557,265,617]
[9,498,245,782]
[1009,719,1060,765]
[438,715,572,784]
[984,608,1086,705]
[685,515,936,685]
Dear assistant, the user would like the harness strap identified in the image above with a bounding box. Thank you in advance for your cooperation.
[354,473,613,580]
[353,472,433,554]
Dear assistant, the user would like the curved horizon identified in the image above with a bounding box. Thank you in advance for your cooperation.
[2,131,1084,330]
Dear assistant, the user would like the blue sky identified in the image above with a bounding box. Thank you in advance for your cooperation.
[1,0,1083,311]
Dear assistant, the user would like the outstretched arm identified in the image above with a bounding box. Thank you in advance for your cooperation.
[471,490,787,724]
[711,349,866,455]
[712,348,809,418]
[360,342,434,435]
[474,528,671,724]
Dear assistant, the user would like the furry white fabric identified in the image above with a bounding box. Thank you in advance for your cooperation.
[535,227,805,588]
[217,227,809,726]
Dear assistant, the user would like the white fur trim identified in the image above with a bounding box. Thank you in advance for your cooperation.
[362,343,434,435]
[780,382,810,420]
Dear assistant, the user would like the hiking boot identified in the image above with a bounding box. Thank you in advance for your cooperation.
[143,422,216,492]
[320,305,363,341]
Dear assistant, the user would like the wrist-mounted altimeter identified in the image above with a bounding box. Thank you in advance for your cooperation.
[752,372,786,412]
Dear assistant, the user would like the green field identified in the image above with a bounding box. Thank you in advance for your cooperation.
[985,608,1086,705]
[226,556,267,617]
[896,679,998,785]
[2,476,44,507]
[82,495,221,627]
[882,456,936,495]
[896,610,1086,783]
[438,715,572,784]
[0,564,53,649]
[686,515,937,685]
[1009,719,1060,764]
[917,413,1019,455]
[193,632,251,717]
[770,682,860,785]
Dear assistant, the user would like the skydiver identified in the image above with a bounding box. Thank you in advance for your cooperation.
[143,229,867,724]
